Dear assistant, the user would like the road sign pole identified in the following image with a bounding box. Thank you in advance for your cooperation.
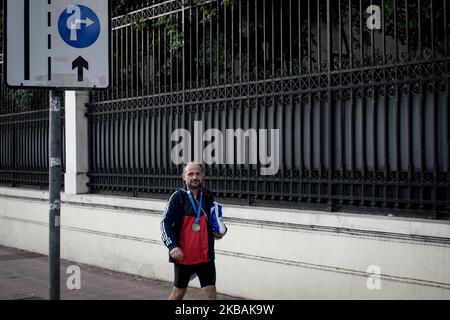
[4,1,111,299]
[49,90,63,300]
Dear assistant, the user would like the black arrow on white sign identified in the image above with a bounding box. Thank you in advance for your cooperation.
[72,56,89,82]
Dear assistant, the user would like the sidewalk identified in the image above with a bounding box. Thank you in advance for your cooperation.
[0,245,239,300]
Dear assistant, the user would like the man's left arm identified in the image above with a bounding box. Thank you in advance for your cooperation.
[207,192,227,239]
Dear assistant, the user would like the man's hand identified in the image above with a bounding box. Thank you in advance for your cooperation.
[169,247,184,260]
[213,227,227,240]
[213,232,224,240]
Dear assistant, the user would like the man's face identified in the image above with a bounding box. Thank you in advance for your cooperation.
[183,164,204,189]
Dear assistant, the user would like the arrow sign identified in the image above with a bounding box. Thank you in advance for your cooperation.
[72,56,89,81]
[70,18,95,41]
[5,0,111,90]
[75,17,95,27]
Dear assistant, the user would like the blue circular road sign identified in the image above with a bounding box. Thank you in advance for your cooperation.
[58,5,100,49]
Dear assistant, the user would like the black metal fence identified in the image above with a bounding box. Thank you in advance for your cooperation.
[87,0,450,218]
[1,1,449,218]
[0,59,65,189]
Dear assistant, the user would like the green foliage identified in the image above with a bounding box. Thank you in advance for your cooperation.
[6,90,36,112]
[151,16,184,54]
[220,0,234,5]
[112,0,129,17]
[378,0,434,46]
[133,19,147,31]
[130,0,235,56]
[189,0,234,24]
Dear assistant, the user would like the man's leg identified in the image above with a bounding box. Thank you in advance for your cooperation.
[197,261,217,300]
[170,263,192,300]
[169,287,187,300]
[201,285,217,300]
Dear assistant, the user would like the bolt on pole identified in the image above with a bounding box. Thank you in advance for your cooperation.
[49,90,62,300]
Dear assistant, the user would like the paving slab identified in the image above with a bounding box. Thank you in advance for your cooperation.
[0,245,240,300]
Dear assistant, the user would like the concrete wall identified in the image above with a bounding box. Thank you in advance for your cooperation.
[0,186,449,299]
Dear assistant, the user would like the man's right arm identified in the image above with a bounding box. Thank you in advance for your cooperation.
[160,191,181,252]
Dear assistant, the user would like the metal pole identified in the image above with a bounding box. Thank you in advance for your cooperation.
[49,90,62,300]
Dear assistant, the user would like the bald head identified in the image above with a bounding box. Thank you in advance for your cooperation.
[182,162,204,177]
[182,162,204,191]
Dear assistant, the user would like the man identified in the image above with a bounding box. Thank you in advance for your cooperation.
[160,162,225,300]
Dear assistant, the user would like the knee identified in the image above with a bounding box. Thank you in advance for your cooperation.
[202,285,217,300]
[169,287,187,300]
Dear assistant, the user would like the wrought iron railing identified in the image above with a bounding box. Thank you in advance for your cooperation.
[1,0,447,217]
[87,0,450,218]
[0,58,65,189]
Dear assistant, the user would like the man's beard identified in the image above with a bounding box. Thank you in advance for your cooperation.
[187,181,201,190]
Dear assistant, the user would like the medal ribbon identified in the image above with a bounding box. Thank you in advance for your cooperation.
[188,191,203,225]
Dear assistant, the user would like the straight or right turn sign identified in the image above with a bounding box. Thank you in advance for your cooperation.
[4,0,111,90]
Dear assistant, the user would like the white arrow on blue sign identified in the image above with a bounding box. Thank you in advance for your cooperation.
[4,0,111,90]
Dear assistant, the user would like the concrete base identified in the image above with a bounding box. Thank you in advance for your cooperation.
[0,187,449,299]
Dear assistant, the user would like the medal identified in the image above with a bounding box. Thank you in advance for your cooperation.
[192,223,201,232]
[188,190,203,233]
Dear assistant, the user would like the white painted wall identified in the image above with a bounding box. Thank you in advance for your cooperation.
[0,187,449,299]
